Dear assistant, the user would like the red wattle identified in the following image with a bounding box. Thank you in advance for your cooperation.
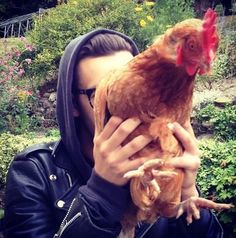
[186,65,198,76]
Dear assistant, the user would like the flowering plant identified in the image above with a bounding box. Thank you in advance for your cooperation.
[0,38,37,134]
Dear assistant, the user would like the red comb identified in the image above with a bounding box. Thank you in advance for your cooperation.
[202,8,218,62]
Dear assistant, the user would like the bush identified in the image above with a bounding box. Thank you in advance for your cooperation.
[0,37,39,134]
[213,32,236,79]
[198,140,236,238]
[0,131,59,184]
[136,0,195,48]
[196,104,236,141]
[197,20,236,84]
[27,0,142,82]
[27,0,195,82]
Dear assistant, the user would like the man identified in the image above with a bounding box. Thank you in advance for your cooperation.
[3,28,223,238]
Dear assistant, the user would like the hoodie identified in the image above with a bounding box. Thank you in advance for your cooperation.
[56,28,139,184]
[56,28,139,225]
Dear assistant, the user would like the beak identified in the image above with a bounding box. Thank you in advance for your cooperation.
[199,62,211,75]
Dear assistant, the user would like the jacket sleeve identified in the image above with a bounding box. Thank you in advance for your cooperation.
[3,159,59,238]
[144,209,223,238]
[55,170,131,238]
[3,159,129,238]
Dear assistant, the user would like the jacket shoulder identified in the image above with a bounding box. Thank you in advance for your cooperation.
[14,141,57,160]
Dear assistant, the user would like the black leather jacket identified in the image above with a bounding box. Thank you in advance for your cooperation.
[2,141,224,238]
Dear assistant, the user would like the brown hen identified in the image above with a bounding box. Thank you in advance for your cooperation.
[94,9,233,236]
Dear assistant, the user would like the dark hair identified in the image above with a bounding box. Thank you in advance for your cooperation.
[77,33,134,61]
[73,33,134,95]
[72,33,133,110]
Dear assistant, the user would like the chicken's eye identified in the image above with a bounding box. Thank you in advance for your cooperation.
[187,39,196,51]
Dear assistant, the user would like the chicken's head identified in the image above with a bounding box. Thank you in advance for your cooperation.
[173,8,219,76]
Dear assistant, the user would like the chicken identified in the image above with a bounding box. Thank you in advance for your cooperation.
[94,8,233,236]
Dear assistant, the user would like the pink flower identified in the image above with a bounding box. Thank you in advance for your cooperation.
[15,51,21,58]
[20,36,26,41]
[26,90,33,96]
[25,44,33,51]
[25,58,32,64]
[18,69,25,77]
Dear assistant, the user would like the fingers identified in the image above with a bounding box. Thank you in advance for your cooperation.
[182,120,195,138]
[95,116,123,141]
[165,155,200,171]
[95,117,142,151]
[119,135,152,160]
[168,122,199,156]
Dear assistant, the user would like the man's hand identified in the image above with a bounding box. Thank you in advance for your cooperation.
[167,121,200,200]
[93,116,152,186]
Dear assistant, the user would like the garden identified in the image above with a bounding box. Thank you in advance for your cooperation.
[0,0,236,237]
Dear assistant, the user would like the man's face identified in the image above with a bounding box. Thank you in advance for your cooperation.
[75,51,134,135]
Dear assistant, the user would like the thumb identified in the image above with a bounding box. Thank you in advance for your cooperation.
[165,155,200,171]
[168,122,199,155]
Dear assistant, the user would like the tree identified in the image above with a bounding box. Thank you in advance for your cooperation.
[0,0,57,21]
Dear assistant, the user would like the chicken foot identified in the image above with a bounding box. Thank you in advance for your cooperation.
[176,196,234,225]
[125,159,234,225]
[124,159,177,194]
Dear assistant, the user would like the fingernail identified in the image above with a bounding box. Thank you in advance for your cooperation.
[167,123,174,130]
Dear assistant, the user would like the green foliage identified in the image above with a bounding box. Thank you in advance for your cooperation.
[45,128,60,137]
[0,208,3,219]
[0,37,41,134]
[27,0,141,82]
[197,22,236,84]
[27,0,195,82]
[198,140,236,238]
[137,0,195,48]
[196,104,236,141]
[210,32,236,80]
[0,131,60,184]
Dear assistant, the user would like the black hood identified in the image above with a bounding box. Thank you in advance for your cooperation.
[56,28,139,183]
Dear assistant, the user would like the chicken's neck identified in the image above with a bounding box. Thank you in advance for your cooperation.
[129,43,196,122]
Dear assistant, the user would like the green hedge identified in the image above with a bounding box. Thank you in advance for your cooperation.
[198,139,236,238]
[0,208,3,219]
[27,0,194,83]
[0,131,59,184]
[27,0,143,81]
[196,104,236,141]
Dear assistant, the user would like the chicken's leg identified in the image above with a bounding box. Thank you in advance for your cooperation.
[124,159,177,194]
[176,197,234,225]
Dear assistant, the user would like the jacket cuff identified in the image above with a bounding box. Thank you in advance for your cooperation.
[79,170,130,224]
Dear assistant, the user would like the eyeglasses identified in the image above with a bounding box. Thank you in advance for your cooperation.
[76,88,96,108]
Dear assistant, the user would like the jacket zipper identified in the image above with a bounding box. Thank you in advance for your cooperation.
[56,211,82,237]
[139,224,154,238]
[54,198,82,238]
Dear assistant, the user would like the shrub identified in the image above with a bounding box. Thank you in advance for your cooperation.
[0,37,39,134]
[196,104,236,141]
[27,0,195,82]
[27,0,141,82]
[198,140,236,238]
[213,32,236,79]
[0,131,59,184]
[136,0,195,48]
[197,21,236,84]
